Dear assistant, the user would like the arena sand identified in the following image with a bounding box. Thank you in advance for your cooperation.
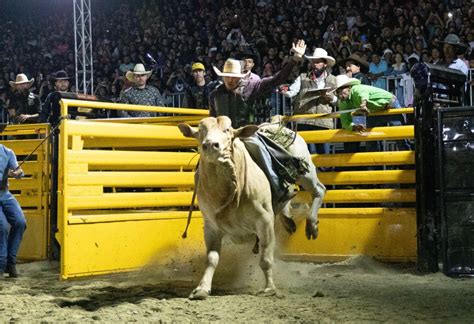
[1,243,473,323]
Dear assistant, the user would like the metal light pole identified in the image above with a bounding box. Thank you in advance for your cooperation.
[73,0,93,95]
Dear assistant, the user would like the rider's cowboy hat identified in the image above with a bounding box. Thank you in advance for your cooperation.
[329,74,361,93]
[9,74,34,88]
[213,59,249,78]
[305,48,336,67]
[126,63,152,83]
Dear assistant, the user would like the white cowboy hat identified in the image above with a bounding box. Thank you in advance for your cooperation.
[305,48,336,67]
[126,63,152,83]
[213,59,249,78]
[9,74,34,87]
[329,74,361,93]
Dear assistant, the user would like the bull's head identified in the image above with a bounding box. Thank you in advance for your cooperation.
[178,116,258,163]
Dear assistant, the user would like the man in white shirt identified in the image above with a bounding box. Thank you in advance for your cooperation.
[280,48,337,154]
[440,34,469,77]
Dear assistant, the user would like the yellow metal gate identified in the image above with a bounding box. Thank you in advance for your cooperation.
[2,124,51,260]
[52,100,416,278]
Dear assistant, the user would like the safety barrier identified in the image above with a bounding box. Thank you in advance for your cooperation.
[57,100,207,279]
[1,124,51,260]
[52,99,415,278]
[282,108,416,262]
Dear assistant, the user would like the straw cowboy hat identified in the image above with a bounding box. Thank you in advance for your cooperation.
[305,48,336,67]
[9,74,34,87]
[126,63,152,83]
[329,74,361,93]
[213,59,249,78]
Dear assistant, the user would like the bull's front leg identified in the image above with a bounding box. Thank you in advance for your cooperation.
[189,222,223,300]
[298,165,326,240]
[256,217,277,295]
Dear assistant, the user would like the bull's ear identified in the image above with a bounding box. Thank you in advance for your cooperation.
[178,123,198,139]
[233,125,259,138]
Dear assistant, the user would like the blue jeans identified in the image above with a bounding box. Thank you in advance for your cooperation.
[0,192,26,271]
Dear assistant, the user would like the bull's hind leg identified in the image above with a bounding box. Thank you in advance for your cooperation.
[256,216,277,296]
[297,164,326,240]
[189,223,223,300]
[279,202,297,234]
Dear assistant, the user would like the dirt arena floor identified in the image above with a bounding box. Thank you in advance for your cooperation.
[1,248,473,323]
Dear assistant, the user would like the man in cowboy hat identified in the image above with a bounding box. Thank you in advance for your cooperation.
[0,141,27,278]
[118,63,164,117]
[209,39,308,214]
[343,53,370,85]
[281,47,337,155]
[40,70,72,125]
[333,74,409,151]
[183,62,211,109]
[210,40,306,127]
[440,34,469,77]
[7,74,40,124]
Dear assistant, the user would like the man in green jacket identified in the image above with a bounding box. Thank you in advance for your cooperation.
[333,75,410,151]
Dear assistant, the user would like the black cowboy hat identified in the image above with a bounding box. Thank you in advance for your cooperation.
[437,34,467,49]
[240,50,257,61]
[341,53,369,69]
[340,53,370,73]
[50,70,71,81]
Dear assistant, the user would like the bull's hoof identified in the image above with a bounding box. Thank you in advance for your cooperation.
[189,288,210,300]
[305,219,319,240]
[280,216,297,235]
[257,287,278,297]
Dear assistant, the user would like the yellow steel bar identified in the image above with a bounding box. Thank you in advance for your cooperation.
[318,170,415,185]
[313,151,415,167]
[68,171,195,187]
[66,120,197,142]
[9,178,41,190]
[67,192,193,210]
[81,138,198,149]
[288,107,414,121]
[0,124,49,136]
[68,211,202,224]
[317,207,415,217]
[60,99,209,116]
[68,150,199,168]
[91,116,203,124]
[58,118,69,278]
[0,140,46,154]
[67,208,415,224]
[295,188,416,203]
[299,125,414,143]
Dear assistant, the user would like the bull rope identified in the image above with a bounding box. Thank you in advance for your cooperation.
[182,160,199,239]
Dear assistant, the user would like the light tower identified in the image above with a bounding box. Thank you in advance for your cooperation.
[73,0,94,94]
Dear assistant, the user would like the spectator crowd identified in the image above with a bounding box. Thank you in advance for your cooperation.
[0,0,473,120]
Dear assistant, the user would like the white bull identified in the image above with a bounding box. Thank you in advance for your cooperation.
[178,116,325,300]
